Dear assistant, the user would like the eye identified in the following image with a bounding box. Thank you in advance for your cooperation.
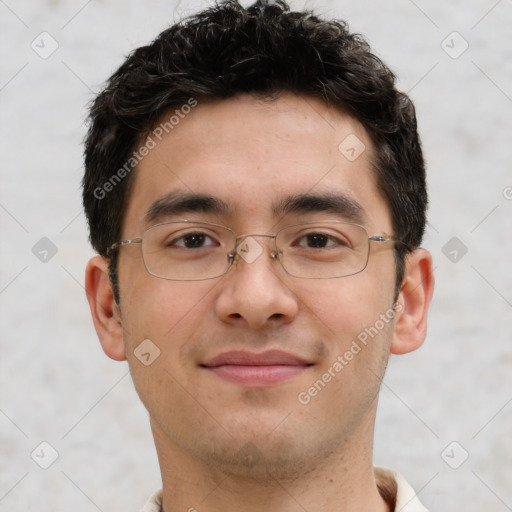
[294,232,349,249]
[168,232,217,249]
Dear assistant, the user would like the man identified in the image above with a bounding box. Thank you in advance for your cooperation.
[83,1,434,510]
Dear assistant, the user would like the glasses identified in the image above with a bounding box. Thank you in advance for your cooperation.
[107,220,400,281]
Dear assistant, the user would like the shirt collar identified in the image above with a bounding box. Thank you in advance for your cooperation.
[139,467,429,512]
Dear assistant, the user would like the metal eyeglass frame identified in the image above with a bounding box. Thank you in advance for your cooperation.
[106,219,403,280]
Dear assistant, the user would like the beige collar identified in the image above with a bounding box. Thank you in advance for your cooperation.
[140,466,429,512]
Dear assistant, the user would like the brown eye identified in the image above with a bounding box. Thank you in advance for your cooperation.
[305,234,329,248]
[168,232,217,249]
[294,232,348,249]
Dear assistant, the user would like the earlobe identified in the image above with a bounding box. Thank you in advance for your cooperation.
[85,255,126,361]
[391,249,435,355]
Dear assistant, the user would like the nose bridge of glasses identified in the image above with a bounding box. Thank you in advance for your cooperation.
[230,233,280,265]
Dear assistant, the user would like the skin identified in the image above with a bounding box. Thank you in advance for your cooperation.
[86,92,434,512]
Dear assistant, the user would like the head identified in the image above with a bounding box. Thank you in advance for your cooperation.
[84,0,433,481]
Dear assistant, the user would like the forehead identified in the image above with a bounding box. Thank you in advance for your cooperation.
[122,93,391,234]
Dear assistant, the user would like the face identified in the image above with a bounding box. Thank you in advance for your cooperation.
[107,93,403,478]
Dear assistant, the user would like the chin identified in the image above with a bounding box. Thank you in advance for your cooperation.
[204,438,311,482]
[188,417,337,482]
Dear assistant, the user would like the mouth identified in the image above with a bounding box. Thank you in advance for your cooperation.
[200,350,313,387]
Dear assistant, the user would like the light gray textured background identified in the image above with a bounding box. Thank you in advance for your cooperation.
[1,0,511,510]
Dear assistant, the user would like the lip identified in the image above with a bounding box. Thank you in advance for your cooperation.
[201,350,312,387]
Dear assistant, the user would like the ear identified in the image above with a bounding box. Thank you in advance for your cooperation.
[85,255,126,361]
[391,248,435,355]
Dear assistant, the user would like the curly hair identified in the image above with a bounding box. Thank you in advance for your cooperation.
[83,0,427,302]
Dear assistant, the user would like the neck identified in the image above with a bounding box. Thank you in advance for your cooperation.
[151,415,390,512]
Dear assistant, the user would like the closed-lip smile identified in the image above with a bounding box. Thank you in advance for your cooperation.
[201,350,312,387]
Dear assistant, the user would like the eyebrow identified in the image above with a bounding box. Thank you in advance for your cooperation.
[145,190,366,226]
[145,191,233,225]
[272,192,366,224]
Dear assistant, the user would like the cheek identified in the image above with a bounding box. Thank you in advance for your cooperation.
[293,274,395,382]
[292,272,392,333]
[120,279,219,421]
[121,276,217,351]
[295,282,395,428]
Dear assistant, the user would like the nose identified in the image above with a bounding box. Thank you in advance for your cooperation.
[215,236,299,329]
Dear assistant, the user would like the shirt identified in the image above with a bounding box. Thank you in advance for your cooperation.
[139,467,429,512]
